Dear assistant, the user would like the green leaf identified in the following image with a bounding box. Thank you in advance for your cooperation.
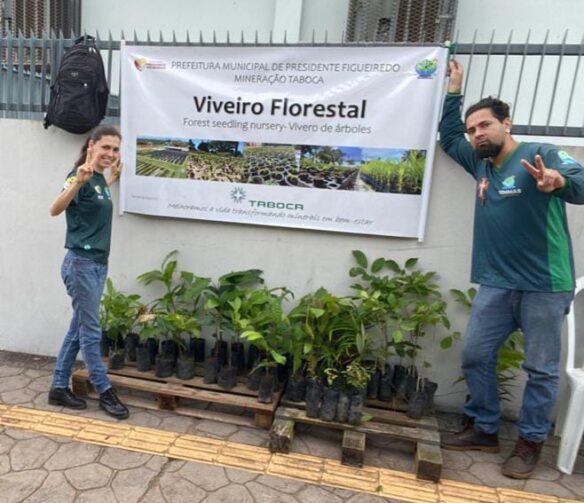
[270,350,287,365]
[405,258,418,269]
[240,330,263,341]
[385,259,400,273]
[440,336,453,349]
[352,250,368,268]
[349,267,366,278]
[371,258,385,273]
[309,308,325,318]
[360,414,373,423]
[392,330,403,343]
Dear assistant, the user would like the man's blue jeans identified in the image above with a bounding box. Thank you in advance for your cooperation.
[462,286,573,442]
[52,250,111,394]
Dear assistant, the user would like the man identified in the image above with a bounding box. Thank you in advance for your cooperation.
[439,60,584,479]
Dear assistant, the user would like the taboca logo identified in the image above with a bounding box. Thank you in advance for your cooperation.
[133,57,167,71]
[415,58,438,79]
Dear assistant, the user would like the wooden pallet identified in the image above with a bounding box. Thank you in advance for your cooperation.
[270,400,442,482]
[72,366,281,429]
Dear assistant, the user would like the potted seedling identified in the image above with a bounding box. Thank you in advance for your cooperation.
[288,288,357,418]
[138,251,210,378]
[350,251,457,417]
[237,286,292,400]
[160,311,201,380]
[203,269,264,384]
[134,312,159,372]
[100,278,143,370]
[177,271,212,363]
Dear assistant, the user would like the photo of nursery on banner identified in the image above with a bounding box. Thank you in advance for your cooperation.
[120,44,448,238]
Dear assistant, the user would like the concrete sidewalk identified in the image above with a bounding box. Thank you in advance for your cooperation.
[0,351,582,502]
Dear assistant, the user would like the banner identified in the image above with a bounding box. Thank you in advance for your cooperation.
[120,44,448,238]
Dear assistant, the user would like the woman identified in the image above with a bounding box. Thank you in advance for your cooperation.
[48,124,129,420]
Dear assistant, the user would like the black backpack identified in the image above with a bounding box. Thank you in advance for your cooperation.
[44,35,109,134]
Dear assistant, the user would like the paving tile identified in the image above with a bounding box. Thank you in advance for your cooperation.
[225,466,259,484]
[27,375,53,393]
[559,472,584,499]
[75,488,118,503]
[0,432,16,454]
[176,460,229,491]
[296,483,344,502]
[0,367,23,378]
[229,428,269,447]
[126,411,163,429]
[23,471,76,503]
[10,436,58,471]
[465,449,508,464]
[332,487,358,499]
[530,463,563,482]
[441,449,473,470]
[345,494,397,502]
[0,469,47,503]
[158,471,207,502]
[23,369,51,379]
[0,375,32,392]
[524,479,576,500]
[440,468,483,485]
[44,441,101,470]
[0,454,11,476]
[159,415,197,433]
[100,446,152,469]
[163,458,187,473]
[140,486,166,502]
[468,461,525,489]
[2,389,39,406]
[64,462,112,490]
[194,420,239,437]
[245,482,298,503]
[145,453,168,472]
[255,473,307,494]
[111,466,158,503]
[204,484,254,503]
[369,445,415,472]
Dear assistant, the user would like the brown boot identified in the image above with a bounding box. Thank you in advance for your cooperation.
[502,437,543,479]
[441,427,500,453]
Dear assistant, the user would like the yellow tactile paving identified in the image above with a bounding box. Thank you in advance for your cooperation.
[0,404,579,503]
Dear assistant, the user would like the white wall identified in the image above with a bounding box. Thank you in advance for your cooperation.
[454,0,584,43]
[81,0,348,43]
[2,118,583,415]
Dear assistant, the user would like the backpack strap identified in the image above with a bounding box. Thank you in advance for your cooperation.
[74,35,96,46]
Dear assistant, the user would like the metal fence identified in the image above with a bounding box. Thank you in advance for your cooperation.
[0,0,81,37]
[1,30,583,138]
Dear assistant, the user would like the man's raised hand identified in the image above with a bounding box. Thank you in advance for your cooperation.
[448,60,464,94]
[521,155,565,192]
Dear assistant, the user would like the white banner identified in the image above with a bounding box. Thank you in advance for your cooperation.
[120,45,448,238]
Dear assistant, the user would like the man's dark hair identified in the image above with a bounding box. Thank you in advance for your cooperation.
[464,96,511,123]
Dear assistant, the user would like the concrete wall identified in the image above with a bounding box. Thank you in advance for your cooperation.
[81,0,349,43]
[1,118,583,414]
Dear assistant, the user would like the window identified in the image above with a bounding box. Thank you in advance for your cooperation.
[345,0,457,43]
[1,0,80,37]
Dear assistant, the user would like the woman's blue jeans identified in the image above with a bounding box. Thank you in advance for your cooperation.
[52,250,111,394]
[462,285,573,442]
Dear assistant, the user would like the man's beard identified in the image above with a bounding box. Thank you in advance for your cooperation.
[475,140,503,159]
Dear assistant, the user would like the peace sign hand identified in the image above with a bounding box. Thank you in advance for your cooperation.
[75,147,96,185]
[521,155,565,192]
